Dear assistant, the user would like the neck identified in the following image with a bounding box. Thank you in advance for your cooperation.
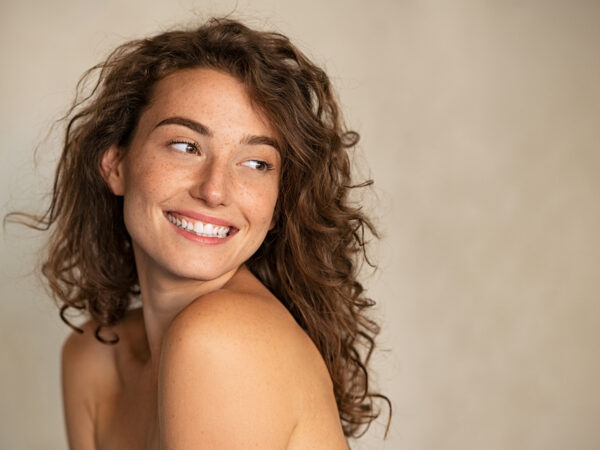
[134,250,241,377]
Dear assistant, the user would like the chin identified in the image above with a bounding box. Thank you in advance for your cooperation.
[166,258,239,283]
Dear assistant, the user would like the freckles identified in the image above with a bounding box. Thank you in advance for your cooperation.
[238,181,277,214]
[135,158,177,195]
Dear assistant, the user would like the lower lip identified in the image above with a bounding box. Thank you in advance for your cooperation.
[164,213,236,246]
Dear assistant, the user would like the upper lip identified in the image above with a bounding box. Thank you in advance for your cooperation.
[166,210,237,228]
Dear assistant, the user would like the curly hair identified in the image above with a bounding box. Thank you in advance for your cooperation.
[11,17,391,438]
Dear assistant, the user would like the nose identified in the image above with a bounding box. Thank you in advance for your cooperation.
[190,159,230,207]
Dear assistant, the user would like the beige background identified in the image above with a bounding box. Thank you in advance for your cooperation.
[1,1,599,449]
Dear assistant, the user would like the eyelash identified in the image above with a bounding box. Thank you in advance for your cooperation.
[168,140,199,154]
[168,140,274,172]
[242,160,274,172]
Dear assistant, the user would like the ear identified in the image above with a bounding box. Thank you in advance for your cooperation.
[100,145,126,196]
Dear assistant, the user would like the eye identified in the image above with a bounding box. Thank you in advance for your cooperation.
[241,160,274,171]
[169,140,199,155]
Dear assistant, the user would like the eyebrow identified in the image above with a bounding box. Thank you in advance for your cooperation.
[155,116,212,137]
[241,134,280,152]
[154,116,280,152]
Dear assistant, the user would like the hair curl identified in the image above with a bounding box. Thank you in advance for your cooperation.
[9,17,391,438]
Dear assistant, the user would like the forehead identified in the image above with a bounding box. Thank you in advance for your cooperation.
[139,68,276,140]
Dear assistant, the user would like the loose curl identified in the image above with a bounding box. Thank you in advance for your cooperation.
[9,18,391,438]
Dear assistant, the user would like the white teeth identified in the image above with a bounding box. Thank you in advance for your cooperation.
[167,213,230,238]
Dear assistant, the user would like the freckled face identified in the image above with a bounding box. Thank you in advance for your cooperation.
[106,68,280,283]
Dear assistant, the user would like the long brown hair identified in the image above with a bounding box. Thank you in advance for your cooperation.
[9,17,391,438]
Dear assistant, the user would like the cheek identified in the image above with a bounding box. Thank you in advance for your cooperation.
[246,180,279,225]
[124,156,178,201]
[121,159,178,232]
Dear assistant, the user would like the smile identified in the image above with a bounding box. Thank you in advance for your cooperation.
[166,212,232,238]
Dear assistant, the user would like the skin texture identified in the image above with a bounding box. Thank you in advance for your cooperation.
[61,69,349,449]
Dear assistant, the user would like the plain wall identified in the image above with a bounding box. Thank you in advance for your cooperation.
[1,1,599,449]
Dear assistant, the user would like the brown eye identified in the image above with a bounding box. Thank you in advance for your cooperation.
[241,160,273,171]
[170,141,199,154]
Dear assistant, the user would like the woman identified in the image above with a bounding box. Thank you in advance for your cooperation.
[18,18,390,449]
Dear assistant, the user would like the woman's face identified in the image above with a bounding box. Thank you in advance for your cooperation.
[104,68,280,284]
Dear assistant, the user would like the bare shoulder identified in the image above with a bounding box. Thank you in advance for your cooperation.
[62,318,118,372]
[62,308,144,380]
[158,269,346,448]
[169,282,306,349]
[61,318,119,449]
[162,279,332,399]
[61,310,142,449]
[166,270,335,399]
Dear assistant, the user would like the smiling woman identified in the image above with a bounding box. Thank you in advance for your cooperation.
[8,17,391,449]
[102,69,281,286]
